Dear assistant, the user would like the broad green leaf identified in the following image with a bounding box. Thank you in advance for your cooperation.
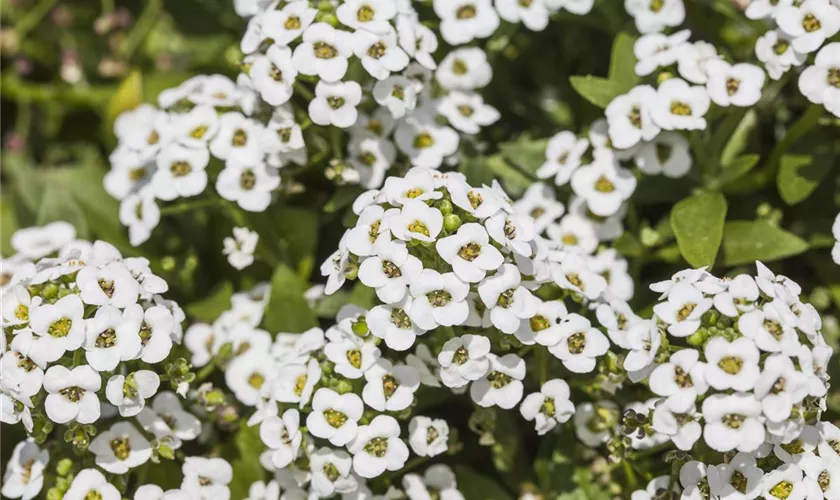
[569,76,628,109]
[454,466,515,500]
[2,153,43,216]
[275,208,319,278]
[613,232,643,258]
[608,32,639,85]
[227,424,265,500]
[312,290,350,318]
[106,70,143,131]
[36,180,89,239]
[499,138,549,175]
[722,220,809,266]
[264,265,317,333]
[777,151,836,205]
[715,154,760,187]
[670,192,727,268]
[185,281,233,323]
[484,155,534,197]
[460,155,496,187]
[324,187,363,213]
[348,281,376,309]
[765,104,823,173]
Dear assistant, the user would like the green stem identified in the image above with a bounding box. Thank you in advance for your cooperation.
[159,198,219,215]
[119,0,162,58]
[195,361,217,383]
[764,104,823,178]
[0,75,113,107]
[15,0,60,40]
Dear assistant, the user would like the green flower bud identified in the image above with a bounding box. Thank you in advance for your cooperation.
[336,380,353,394]
[351,318,369,337]
[56,458,73,476]
[701,309,720,327]
[444,214,462,232]
[158,444,175,460]
[435,199,453,215]
[686,328,707,347]
[41,283,59,300]
[47,488,63,500]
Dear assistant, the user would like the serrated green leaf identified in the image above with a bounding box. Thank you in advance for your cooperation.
[569,76,629,109]
[185,281,233,323]
[454,466,515,500]
[777,152,835,205]
[670,192,727,268]
[264,264,317,333]
[608,32,639,85]
[499,138,548,175]
[722,220,809,266]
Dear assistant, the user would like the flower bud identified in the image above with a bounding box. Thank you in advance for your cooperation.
[56,458,73,476]
[435,199,453,215]
[686,328,708,347]
[444,214,462,232]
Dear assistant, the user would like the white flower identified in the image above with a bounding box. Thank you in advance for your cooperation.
[408,269,470,329]
[216,159,280,212]
[434,0,499,45]
[552,253,608,300]
[309,80,362,128]
[761,464,810,500]
[631,477,680,500]
[776,0,840,54]
[746,0,793,20]
[10,222,75,260]
[143,391,201,444]
[397,16,439,70]
[260,409,302,469]
[337,0,396,32]
[114,104,173,155]
[478,263,539,334]
[738,301,800,352]
[469,353,525,409]
[605,85,660,149]
[105,371,160,417]
[438,334,491,388]
[437,91,500,134]
[623,320,661,376]
[83,305,141,371]
[368,298,427,351]
[624,0,685,34]
[181,457,232,499]
[119,191,160,247]
[634,30,692,77]
[352,27,409,81]
[634,131,692,178]
[799,43,840,118]
[570,154,637,217]
[1,440,48,500]
[651,399,702,451]
[89,421,151,474]
[516,299,568,346]
[448,180,505,219]
[403,465,464,500]
[650,78,710,130]
[173,104,219,149]
[408,416,449,457]
[43,365,101,424]
[127,304,174,364]
[310,448,358,497]
[703,337,760,391]
[513,182,565,231]
[520,379,575,435]
[63,469,120,500]
[707,452,763,500]
[362,358,420,412]
[485,212,536,257]
[223,227,259,270]
[706,60,766,107]
[261,1,317,45]
[324,334,380,380]
[754,354,809,423]
[348,415,409,478]
[406,344,442,388]
[652,282,713,337]
[649,350,708,412]
[801,453,840,499]
[679,461,710,500]
[394,112,460,169]
[29,294,85,362]
[251,45,298,106]
[436,223,504,283]
[712,274,759,317]
[349,136,396,189]
[702,393,765,453]
[373,75,419,119]
[152,144,209,201]
[536,131,590,185]
[834,212,840,264]
[677,41,720,84]
[544,0,595,14]
[77,262,140,308]
[547,313,610,373]
[0,331,44,397]
[306,388,363,447]
[226,353,275,406]
[756,30,806,81]
[292,23,353,82]
[546,214,598,255]
[359,239,423,303]
[210,112,264,165]
[496,0,550,30]
[436,48,492,90]
[272,358,322,406]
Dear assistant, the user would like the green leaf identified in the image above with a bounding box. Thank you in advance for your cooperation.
[499,138,548,175]
[36,180,89,239]
[348,281,377,309]
[613,232,644,258]
[722,220,809,266]
[569,76,628,109]
[765,104,823,174]
[227,424,265,500]
[324,187,363,213]
[1,199,19,255]
[484,155,535,197]
[716,154,760,187]
[106,70,143,131]
[2,153,43,216]
[460,155,496,187]
[777,151,836,205]
[670,192,727,268]
[312,290,351,318]
[608,32,639,85]
[185,282,233,323]
[264,265,318,333]
[275,208,319,278]
[454,466,515,500]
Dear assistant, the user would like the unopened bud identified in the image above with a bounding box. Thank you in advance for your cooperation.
[444,214,462,232]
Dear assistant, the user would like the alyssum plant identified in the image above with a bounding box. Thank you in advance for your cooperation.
[2,0,840,499]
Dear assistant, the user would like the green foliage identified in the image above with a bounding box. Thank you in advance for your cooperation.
[185,282,234,323]
[264,265,318,333]
[227,424,265,499]
[454,466,515,500]
[670,192,727,268]
[722,220,810,266]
